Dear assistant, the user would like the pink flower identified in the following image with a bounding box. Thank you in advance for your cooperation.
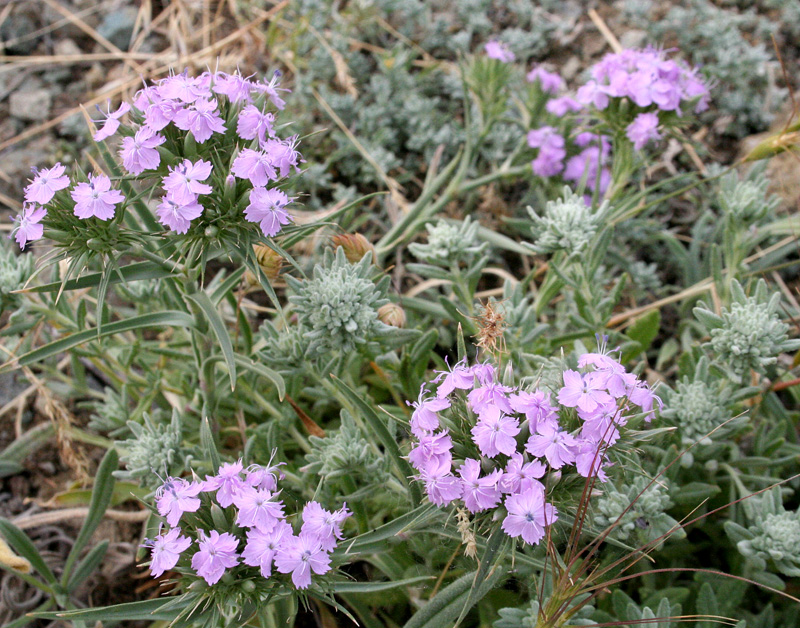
[626,112,662,150]
[244,187,293,237]
[500,452,545,494]
[557,370,613,414]
[71,174,125,220]
[470,405,520,458]
[237,105,275,144]
[546,96,582,117]
[408,390,450,437]
[144,99,181,131]
[525,424,578,469]
[162,159,213,205]
[25,162,70,205]
[253,71,287,110]
[158,71,211,103]
[484,40,515,63]
[202,459,245,508]
[245,460,285,491]
[501,486,557,545]
[261,137,303,178]
[156,196,204,234]
[232,485,285,532]
[242,520,292,578]
[119,128,165,175]
[467,381,514,414]
[574,438,609,482]
[191,530,239,585]
[508,390,558,434]
[93,101,131,142]
[145,528,191,578]
[213,71,255,103]
[232,148,278,186]
[420,456,463,507]
[156,477,203,527]
[458,458,502,513]
[173,98,227,143]
[275,532,331,589]
[408,430,453,472]
[433,360,474,397]
[526,67,564,93]
[10,203,46,249]
[300,502,351,551]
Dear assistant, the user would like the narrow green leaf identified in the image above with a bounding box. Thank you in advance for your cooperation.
[186,291,236,390]
[330,576,433,594]
[32,597,183,621]
[454,526,507,626]
[1,312,194,373]
[330,376,421,503]
[208,266,247,306]
[61,448,118,587]
[200,417,221,474]
[0,518,57,585]
[67,540,108,593]
[21,261,176,294]
[340,504,440,555]
[233,355,285,400]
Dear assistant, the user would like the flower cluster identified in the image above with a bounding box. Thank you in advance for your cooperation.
[406,349,661,546]
[11,69,301,249]
[144,457,350,590]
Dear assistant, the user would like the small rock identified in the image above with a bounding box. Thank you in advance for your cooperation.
[620,29,648,50]
[561,56,581,81]
[97,6,139,51]
[0,14,38,56]
[54,38,83,57]
[10,89,52,122]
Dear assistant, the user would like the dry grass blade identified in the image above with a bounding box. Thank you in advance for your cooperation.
[307,23,358,98]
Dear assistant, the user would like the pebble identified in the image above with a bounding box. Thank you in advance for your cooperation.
[9,89,53,122]
[620,30,648,50]
[54,38,83,57]
[97,6,139,51]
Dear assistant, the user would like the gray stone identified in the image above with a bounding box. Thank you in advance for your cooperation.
[54,38,83,57]
[0,14,38,56]
[620,30,648,50]
[10,89,52,122]
[97,6,139,51]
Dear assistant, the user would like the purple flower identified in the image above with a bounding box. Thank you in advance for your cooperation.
[579,400,625,445]
[10,203,46,249]
[526,67,564,94]
[626,112,662,150]
[71,174,125,220]
[275,532,331,589]
[525,424,577,469]
[191,530,240,585]
[93,101,131,142]
[144,98,181,132]
[244,187,293,237]
[574,438,609,482]
[156,477,203,527]
[470,405,520,458]
[527,127,566,177]
[156,196,204,234]
[557,370,613,414]
[253,72,288,110]
[408,389,450,437]
[408,430,453,472]
[246,461,285,492]
[420,457,463,507]
[508,390,558,434]
[202,459,245,508]
[576,80,610,110]
[629,381,662,422]
[467,381,514,414]
[546,96,582,117]
[213,71,255,104]
[173,98,227,143]
[500,452,545,494]
[144,528,191,578]
[232,148,278,186]
[261,137,303,178]
[158,71,211,103]
[242,519,292,578]
[162,159,213,205]
[458,458,502,513]
[433,359,475,397]
[25,163,70,205]
[300,501,351,551]
[484,40,515,63]
[232,485,285,532]
[120,128,165,175]
[237,105,275,144]
[501,486,557,545]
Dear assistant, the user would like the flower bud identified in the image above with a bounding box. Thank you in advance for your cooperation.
[204,226,219,238]
[210,504,228,531]
[377,302,406,328]
[331,233,375,264]
[250,244,283,283]
[241,579,256,592]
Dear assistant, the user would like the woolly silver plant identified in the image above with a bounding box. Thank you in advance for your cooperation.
[525,186,610,257]
[725,486,800,579]
[0,241,33,312]
[286,247,394,355]
[717,164,779,225]
[693,279,800,382]
[115,410,184,487]
[593,476,682,548]
[408,217,486,267]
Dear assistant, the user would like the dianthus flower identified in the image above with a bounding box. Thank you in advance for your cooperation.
[262,137,303,178]
[162,159,213,204]
[93,101,131,142]
[502,486,557,545]
[300,502,352,552]
[574,439,609,482]
[433,360,475,397]
[470,405,520,458]
[156,196,204,234]
[213,71,255,104]
[191,530,240,585]
[458,459,502,513]
[484,40,515,63]
[145,528,191,578]
[557,370,613,414]
[253,71,288,110]
[156,477,203,526]
[245,461,285,492]
[468,381,514,414]
[526,67,564,94]
[509,390,559,434]
[158,70,210,103]
[546,96,581,117]
[274,532,331,589]
[419,456,463,507]
[500,452,545,494]
[24,163,70,205]
[232,148,279,186]
[626,112,662,150]
[232,485,285,532]
[202,459,245,508]
[243,187,293,237]
[408,430,453,472]
[71,174,125,220]
[119,128,165,175]
[10,203,46,249]
[237,105,275,144]
[242,520,292,578]
[173,98,227,143]
[525,423,578,469]
[408,390,450,437]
